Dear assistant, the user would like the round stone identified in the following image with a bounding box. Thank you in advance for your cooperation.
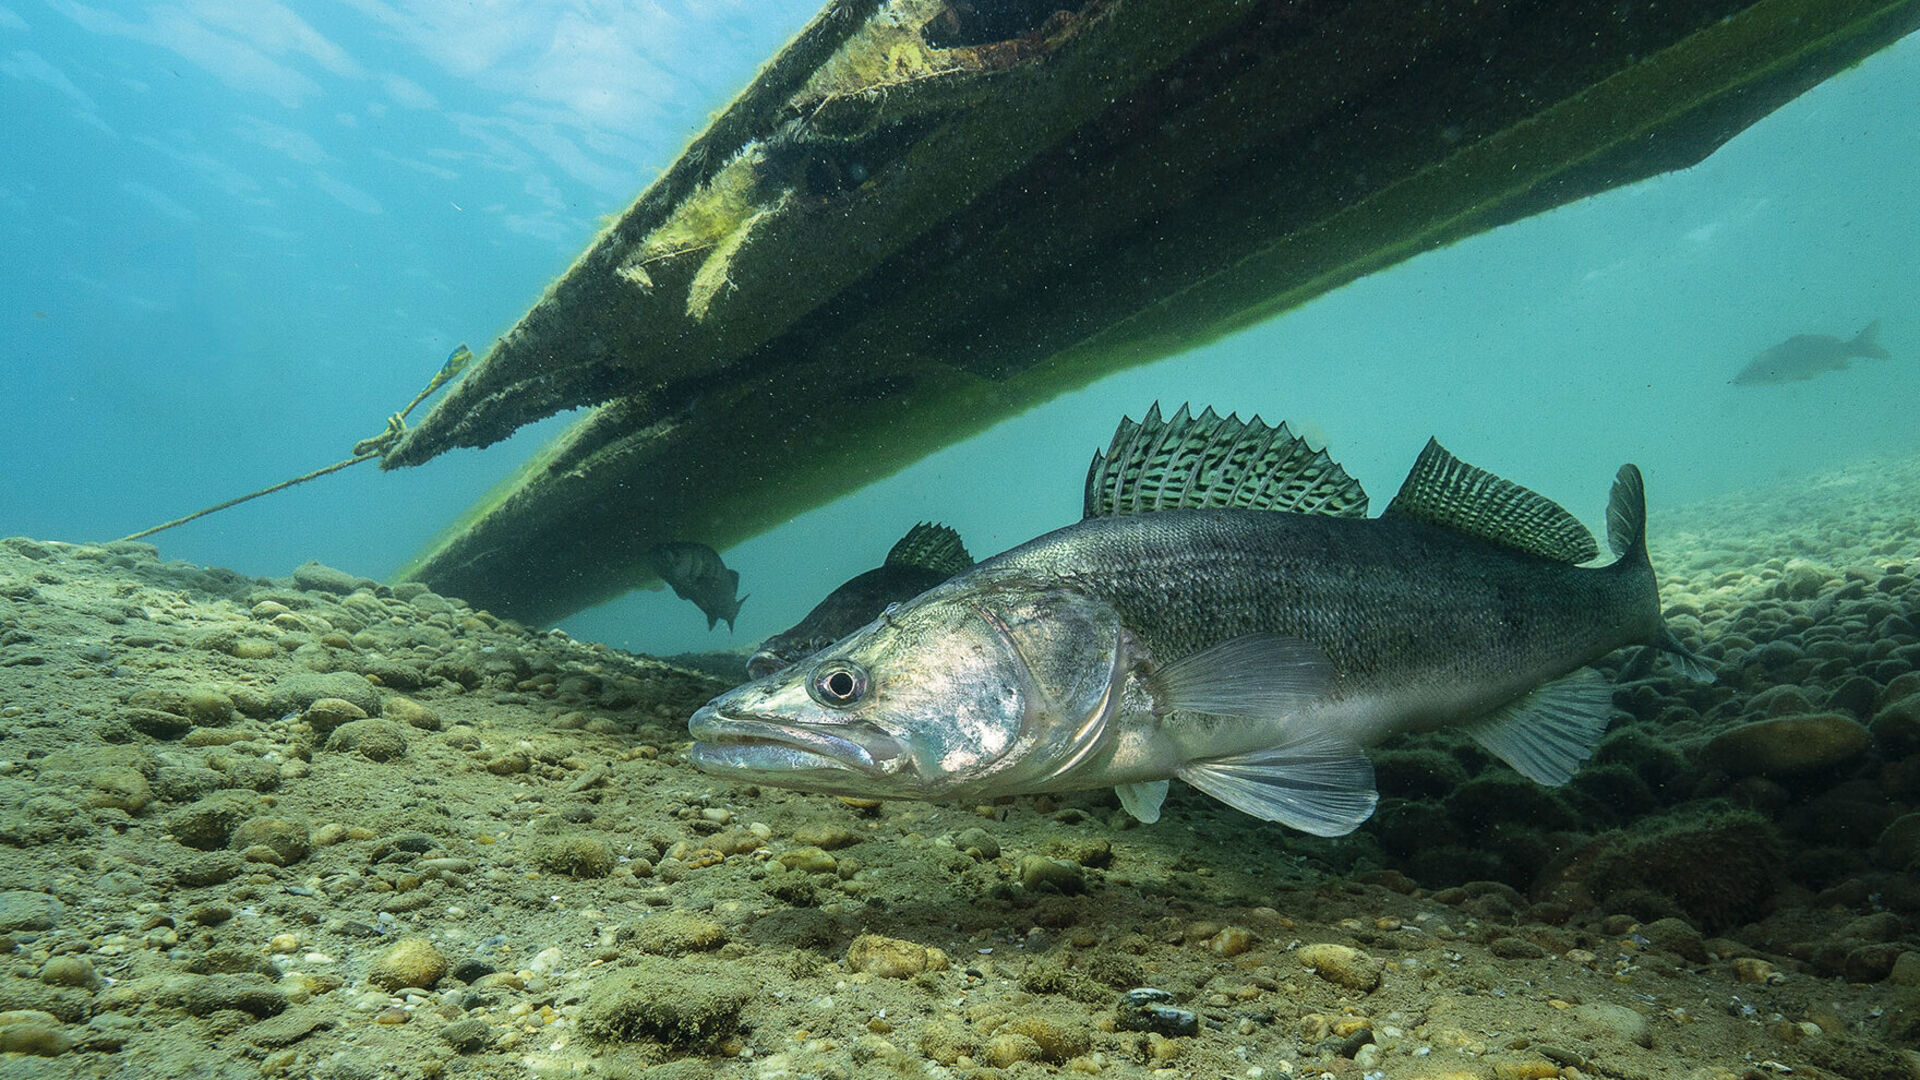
[1702,713,1871,777]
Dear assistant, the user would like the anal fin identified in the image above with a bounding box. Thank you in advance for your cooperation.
[1469,667,1616,786]
[1176,732,1378,836]
[1115,780,1169,824]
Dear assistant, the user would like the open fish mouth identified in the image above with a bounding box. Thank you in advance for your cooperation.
[687,709,904,775]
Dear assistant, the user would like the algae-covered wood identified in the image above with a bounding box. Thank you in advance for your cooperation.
[391,0,1920,627]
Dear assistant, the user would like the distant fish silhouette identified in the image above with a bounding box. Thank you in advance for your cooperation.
[1731,320,1891,385]
[649,542,746,631]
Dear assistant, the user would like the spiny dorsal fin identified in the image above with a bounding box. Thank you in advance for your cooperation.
[883,522,972,576]
[1084,403,1369,519]
[1383,439,1598,563]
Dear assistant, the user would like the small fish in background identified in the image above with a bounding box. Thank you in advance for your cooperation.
[690,404,1711,835]
[649,542,747,631]
[748,522,973,679]
[1730,319,1891,385]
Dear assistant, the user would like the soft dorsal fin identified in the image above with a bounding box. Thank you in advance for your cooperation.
[1383,439,1598,563]
[1084,403,1369,519]
[883,522,972,576]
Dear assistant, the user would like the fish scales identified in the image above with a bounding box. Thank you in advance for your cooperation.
[993,507,1657,720]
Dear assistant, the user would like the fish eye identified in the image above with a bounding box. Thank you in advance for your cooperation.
[809,661,868,708]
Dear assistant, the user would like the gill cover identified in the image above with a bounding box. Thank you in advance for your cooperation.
[855,581,1131,796]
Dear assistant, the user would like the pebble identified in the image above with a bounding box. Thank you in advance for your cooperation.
[1701,712,1871,776]
[577,959,752,1046]
[1017,854,1086,894]
[1207,926,1256,957]
[997,1017,1090,1063]
[778,846,838,875]
[1115,988,1199,1036]
[955,827,1000,860]
[629,912,728,955]
[167,974,288,1018]
[183,688,235,725]
[366,937,449,992]
[1489,936,1546,960]
[39,956,100,990]
[379,696,440,733]
[791,822,856,849]
[534,834,616,878]
[1872,693,1920,757]
[1638,917,1708,963]
[290,561,367,595]
[269,672,381,717]
[1573,1002,1652,1049]
[1874,811,1920,870]
[439,1017,494,1052]
[230,817,311,866]
[845,934,948,978]
[0,890,64,933]
[984,1032,1043,1067]
[85,767,151,813]
[485,750,530,775]
[0,1014,74,1057]
[325,719,410,762]
[1295,943,1382,992]
[303,697,369,735]
[1889,951,1920,987]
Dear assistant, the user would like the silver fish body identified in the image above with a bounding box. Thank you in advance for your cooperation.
[689,406,1708,834]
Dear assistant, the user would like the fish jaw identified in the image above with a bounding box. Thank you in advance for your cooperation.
[688,707,909,791]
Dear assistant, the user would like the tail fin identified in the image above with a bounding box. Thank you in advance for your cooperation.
[1852,319,1891,361]
[1607,465,1715,683]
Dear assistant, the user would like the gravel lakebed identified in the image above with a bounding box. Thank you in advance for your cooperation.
[4,455,1920,1080]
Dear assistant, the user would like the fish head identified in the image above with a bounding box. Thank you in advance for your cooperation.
[691,580,1132,801]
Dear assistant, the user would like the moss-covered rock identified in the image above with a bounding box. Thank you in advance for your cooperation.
[579,959,752,1046]
[1547,809,1782,933]
[533,834,616,878]
[1702,712,1871,777]
[366,937,449,992]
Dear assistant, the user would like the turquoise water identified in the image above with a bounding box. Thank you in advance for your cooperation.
[5,5,1917,659]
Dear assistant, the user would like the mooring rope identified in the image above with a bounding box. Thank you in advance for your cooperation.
[116,344,473,543]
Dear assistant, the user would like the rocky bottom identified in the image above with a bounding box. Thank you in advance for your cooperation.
[2,452,1920,1080]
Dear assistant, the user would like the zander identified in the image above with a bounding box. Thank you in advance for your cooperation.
[689,405,1710,835]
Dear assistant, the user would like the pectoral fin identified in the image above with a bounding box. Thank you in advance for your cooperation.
[1115,780,1169,824]
[1147,634,1333,718]
[1176,732,1378,836]
[1469,667,1616,786]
